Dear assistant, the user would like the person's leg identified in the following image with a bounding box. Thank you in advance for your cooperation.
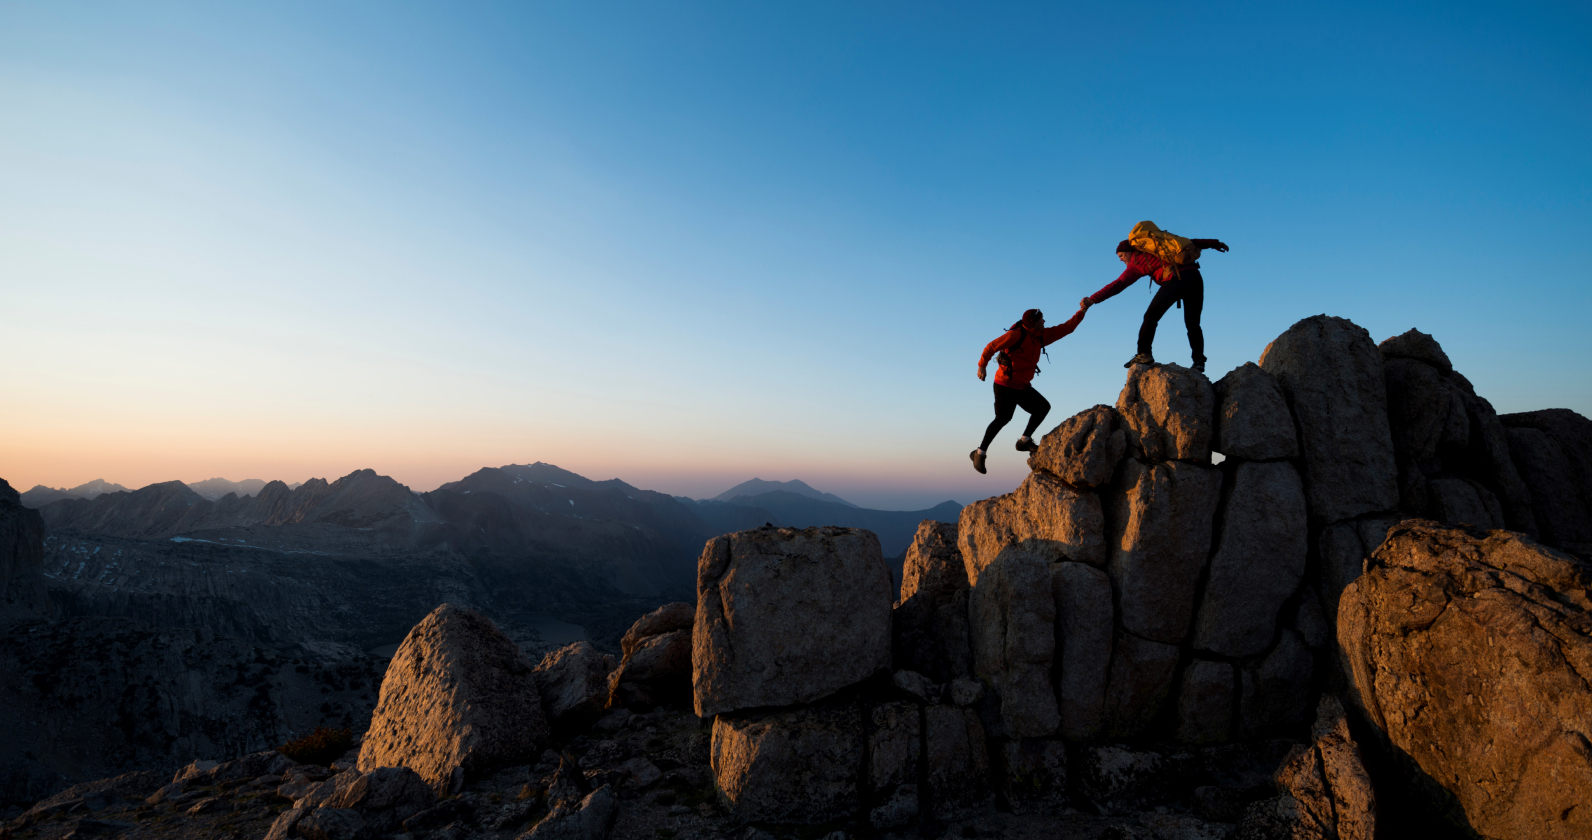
[979,383,1019,450]
[1136,277,1184,357]
[1017,387,1052,439]
[1182,269,1205,367]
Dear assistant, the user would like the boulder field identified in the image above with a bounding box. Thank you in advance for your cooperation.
[6,313,1590,840]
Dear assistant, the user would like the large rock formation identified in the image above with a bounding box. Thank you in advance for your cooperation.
[893,521,973,682]
[1116,363,1215,462]
[1337,520,1592,838]
[692,526,892,717]
[1260,315,1398,524]
[967,541,1059,738]
[958,471,1105,585]
[358,604,549,796]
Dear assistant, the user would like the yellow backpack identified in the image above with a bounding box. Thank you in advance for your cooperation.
[1128,221,1196,277]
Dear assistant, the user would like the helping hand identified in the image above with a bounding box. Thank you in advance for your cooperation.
[977,366,987,381]
[1079,297,1094,311]
[1210,241,1229,252]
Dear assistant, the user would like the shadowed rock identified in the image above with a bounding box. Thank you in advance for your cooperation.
[1239,629,1314,738]
[893,521,972,682]
[534,642,616,733]
[968,540,1060,738]
[924,705,991,819]
[1338,520,1592,838]
[1027,405,1128,488]
[1260,315,1398,524]
[710,703,862,824]
[1193,461,1308,657]
[358,604,548,796]
[692,526,892,717]
[1051,561,1113,741]
[1503,408,1592,552]
[608,602,695,710]
[1102,631,1181,738]
[1212,363,1298,461]
[0,478,47,618]
[1176,660,1234,744]
[1104,459,1223,644]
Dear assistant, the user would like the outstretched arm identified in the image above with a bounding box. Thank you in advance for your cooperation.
[1192,238,1228,252]
[977,330,1019,380]
[1088,263,1147,305]
[1040,308,1087,345]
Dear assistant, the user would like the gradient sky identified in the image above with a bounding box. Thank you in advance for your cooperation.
[3,2,1589,510]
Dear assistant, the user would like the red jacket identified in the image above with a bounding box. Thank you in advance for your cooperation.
[1089,239,1222,303]
[979,310,1085,388]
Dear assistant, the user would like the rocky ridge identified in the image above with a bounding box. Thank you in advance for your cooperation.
[6,313,1591,840]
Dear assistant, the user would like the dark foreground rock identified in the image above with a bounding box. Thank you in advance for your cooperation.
[692,526,893,717]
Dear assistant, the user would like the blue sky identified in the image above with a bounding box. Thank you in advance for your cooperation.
[2,1,1589,509]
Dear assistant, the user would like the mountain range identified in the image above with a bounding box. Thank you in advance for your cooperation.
[24,462,959,652]
[710,478,858,508]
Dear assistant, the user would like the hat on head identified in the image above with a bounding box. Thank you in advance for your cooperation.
[1117,239,1137,255]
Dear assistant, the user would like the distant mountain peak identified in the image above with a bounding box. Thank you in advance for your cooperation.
[711,478,856,508]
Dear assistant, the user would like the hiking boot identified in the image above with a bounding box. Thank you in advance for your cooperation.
[1015,436,1039,453]
[1192,360,1206,374]
[970,449,987,475]
[1124,352,1156,368]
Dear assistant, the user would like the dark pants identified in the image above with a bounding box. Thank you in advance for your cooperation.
[980,382,1050,450]
[1138,268,1205,365]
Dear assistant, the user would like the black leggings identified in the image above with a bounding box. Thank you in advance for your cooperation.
[1138,268,1205,365]
[980,383,1050,450]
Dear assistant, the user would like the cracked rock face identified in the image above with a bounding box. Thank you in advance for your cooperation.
[1104,459,1223,645]
[691,526,892,718]
[358,603,548,796]
[1338,520,1592,839]
[968,541,1060,738]
[1260,314,1398,525]
[1026,405,1127,488]
[958,470,1105,587]
[1192,461,1309,657]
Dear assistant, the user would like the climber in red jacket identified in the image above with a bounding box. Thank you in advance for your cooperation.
[971,306,1087,474]
[1084,237,1229,373]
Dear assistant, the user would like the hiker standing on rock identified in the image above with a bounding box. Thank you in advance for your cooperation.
[1081,221,1228,373]
[970,306,1087,474]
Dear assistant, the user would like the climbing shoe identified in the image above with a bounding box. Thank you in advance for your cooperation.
[1016,436,1039,453]
[970,449,987,475]
[1124,352,1156,368]
[1193,360,1206,374]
